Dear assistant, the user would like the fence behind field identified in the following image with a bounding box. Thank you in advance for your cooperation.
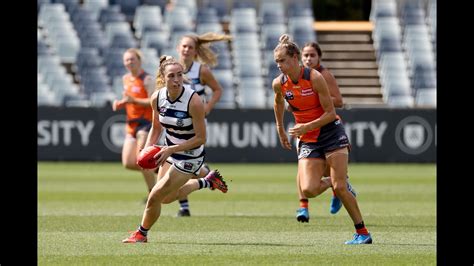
[38,106,435,162]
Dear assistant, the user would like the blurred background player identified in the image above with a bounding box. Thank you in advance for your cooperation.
[272,35,371,244]
[112,48,156,200]
[174,32,232,217]
[295,42,357,222]
[122,56,228,243]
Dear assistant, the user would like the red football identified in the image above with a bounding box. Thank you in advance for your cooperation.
[137,145,162,169]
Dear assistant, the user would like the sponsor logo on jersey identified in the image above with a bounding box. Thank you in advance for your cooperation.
[174,111,187,118]
[301,88,314,96]
[184,162,193,170]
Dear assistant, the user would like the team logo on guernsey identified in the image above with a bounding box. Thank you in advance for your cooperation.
[285,91,294,100]
[395,116,434,155]
[131,86,141,93]
[174,111,186,118]
[176,118,184,127]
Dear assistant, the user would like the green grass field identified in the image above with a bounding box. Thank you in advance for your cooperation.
[38,162,436,265]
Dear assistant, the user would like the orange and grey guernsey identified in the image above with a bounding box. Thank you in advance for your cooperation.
[280,67,324,143]
[123,70,153,134]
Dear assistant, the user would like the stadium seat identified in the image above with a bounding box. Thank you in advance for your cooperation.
[141,32,169,55]
[369,0,397,21]
[214,54,232,70]
[55,39,81,64]
[232,0,257,9]
[165,6,194,31]
[110,34,137,49]
[90,91,117,107]
[142,0,168,10]
[38,3,66,28]
[387,95,415,108]
[38,0,52,14]
[38,40,52,55]
[172,0,197,19]
[287,5,313,19]
[415,88,436,107]
[376,36,402,58]
[63,93,91,107]
[133,5,163,39]
[201,0,229,19]
[196,7,219,24]
[104,21,133,44]
[197,23,223,35]
[237,78,267,109]
[213,69,235,106]
[82,0,109,20]
[114,0,140,21]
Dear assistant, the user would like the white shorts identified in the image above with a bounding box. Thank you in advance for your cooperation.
[166,155,204,175]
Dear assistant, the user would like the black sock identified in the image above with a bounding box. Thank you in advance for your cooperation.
[138,225,149,236]
[198,178,210,189]
[354,221,365,230]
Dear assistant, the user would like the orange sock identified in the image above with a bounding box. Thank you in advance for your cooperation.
[356,227,369,235]
[299,199,308,208]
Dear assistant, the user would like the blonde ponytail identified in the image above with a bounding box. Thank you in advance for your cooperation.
[274,34,301,60]
[180,32,233,67]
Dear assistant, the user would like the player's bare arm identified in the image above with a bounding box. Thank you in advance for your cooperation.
[321,70,343,108]
[273,77,292,150]
[144,90,162,148]
[200,65,222,115]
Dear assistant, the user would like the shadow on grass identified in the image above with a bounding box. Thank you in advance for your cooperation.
[160,241,307,247]
[368,224,435,229]
[374,243,435,247]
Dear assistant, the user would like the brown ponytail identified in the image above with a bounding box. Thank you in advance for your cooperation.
[155,55,183,89]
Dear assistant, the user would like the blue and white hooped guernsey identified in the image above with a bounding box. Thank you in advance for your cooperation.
[157,86,205,174]
[183,62,206,102]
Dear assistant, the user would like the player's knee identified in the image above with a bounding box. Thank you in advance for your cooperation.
[161,192,177,204]
[332,182,347,196]
[302,186,320,198]
[147,192,161,206]
[123,161,139,170]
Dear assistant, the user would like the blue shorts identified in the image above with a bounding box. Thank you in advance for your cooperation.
[127,118,151,138]
[297,119,350,160]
